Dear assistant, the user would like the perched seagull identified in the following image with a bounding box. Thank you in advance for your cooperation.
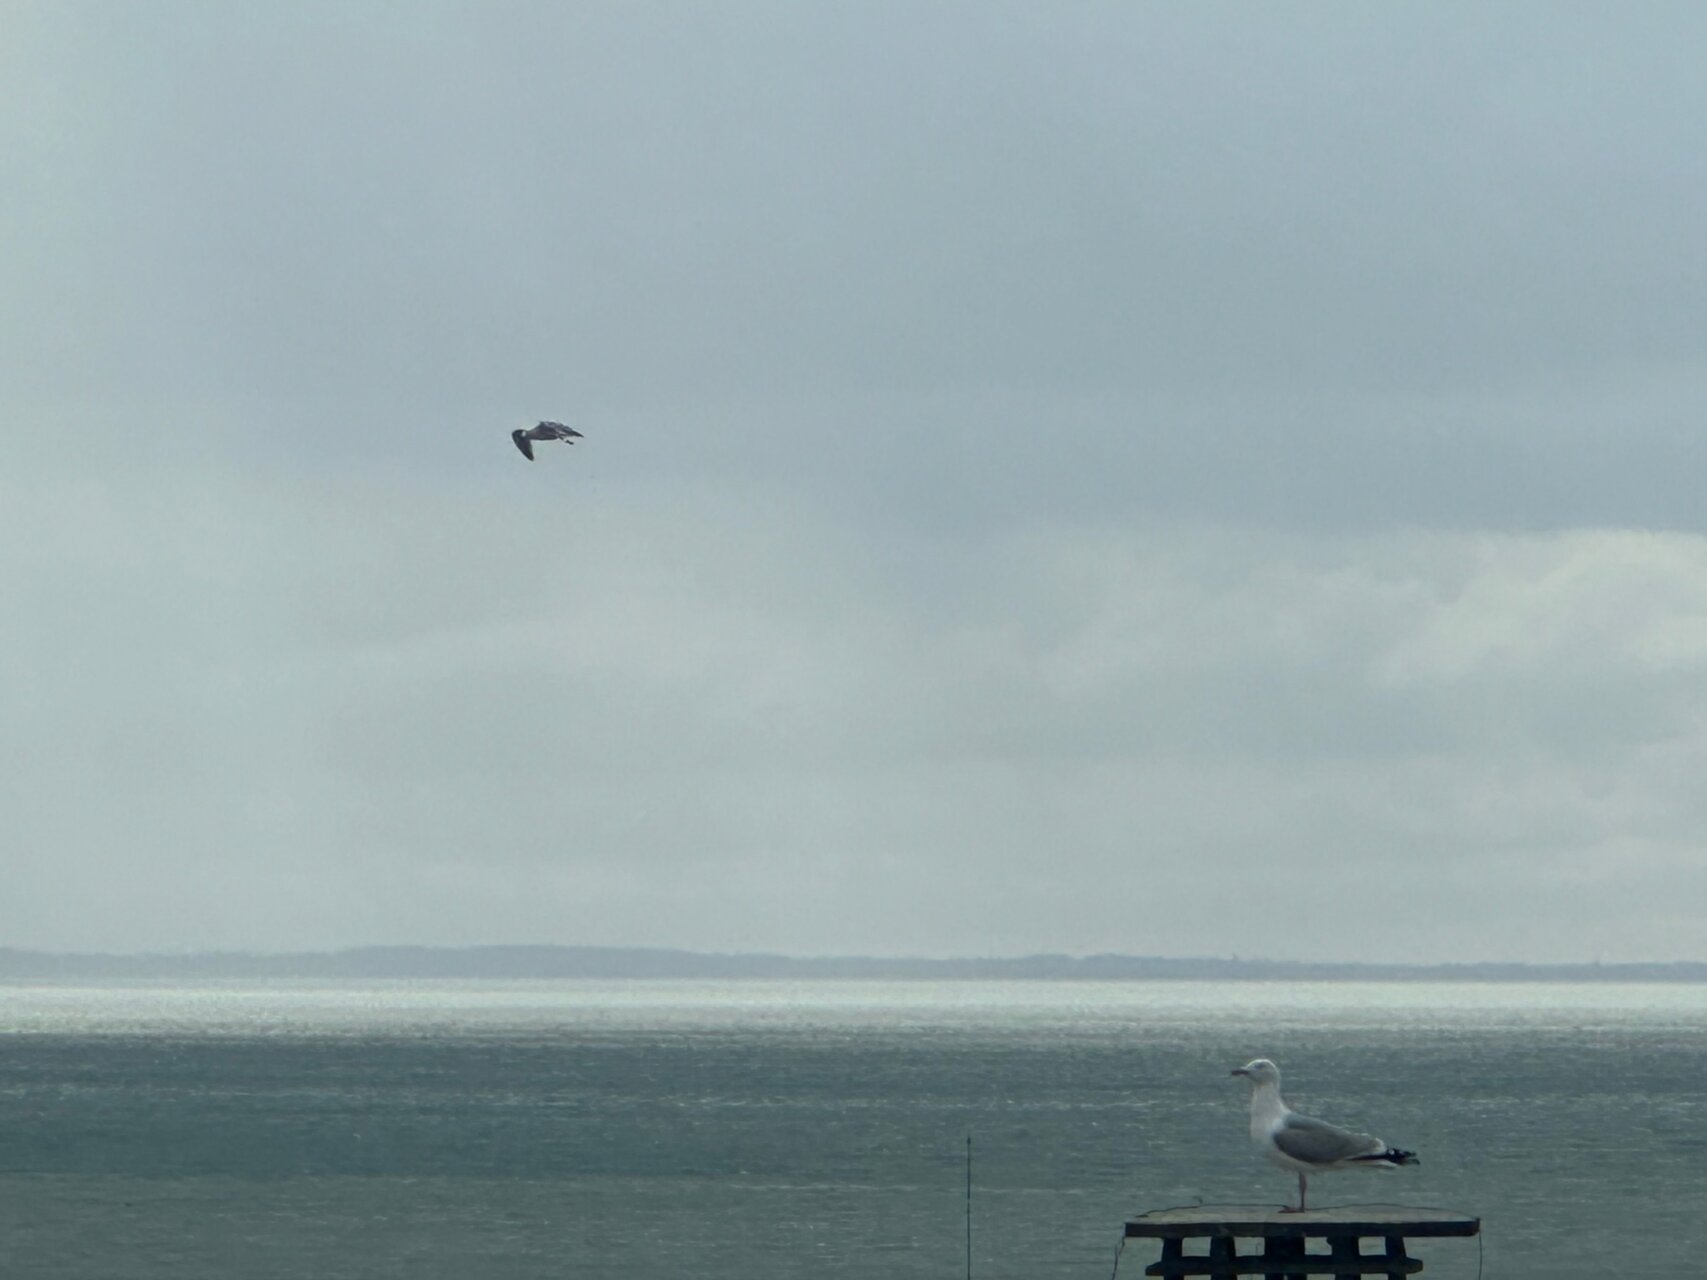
[1231,1058,1418,1212]
[511,421,584,461]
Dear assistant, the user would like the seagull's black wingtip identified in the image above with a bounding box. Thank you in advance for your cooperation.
[1354,1149,1420,1167]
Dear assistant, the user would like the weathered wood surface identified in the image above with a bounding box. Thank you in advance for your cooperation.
[1126,1206,1479,1239]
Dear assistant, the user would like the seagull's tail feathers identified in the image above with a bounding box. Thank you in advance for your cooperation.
[1352,1147,1419,1168]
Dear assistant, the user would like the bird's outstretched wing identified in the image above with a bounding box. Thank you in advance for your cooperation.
[536,420,583,440]
[511,430,536,460]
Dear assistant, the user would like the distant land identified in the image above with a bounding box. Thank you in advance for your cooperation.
[1,946,1704,982]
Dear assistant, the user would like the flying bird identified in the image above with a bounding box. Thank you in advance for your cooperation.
[1231,1058,1418,1212]
[511,421,584,461]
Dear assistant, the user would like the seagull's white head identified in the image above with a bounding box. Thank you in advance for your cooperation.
[1231,1058,1280,1086]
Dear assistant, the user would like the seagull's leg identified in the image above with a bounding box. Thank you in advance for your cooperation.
[1280,1173,1307,1213]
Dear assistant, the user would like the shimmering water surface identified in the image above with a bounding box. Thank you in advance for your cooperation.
[2,980,1703,1278]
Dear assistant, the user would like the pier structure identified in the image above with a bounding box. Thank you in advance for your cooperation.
[1124,1205,1479,1279]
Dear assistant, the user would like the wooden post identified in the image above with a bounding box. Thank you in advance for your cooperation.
[1383,1234,1411,1280]
[1328,1233,1361,1280]
[1263,1233,1303,1280]
[1208,1235,1237,1277]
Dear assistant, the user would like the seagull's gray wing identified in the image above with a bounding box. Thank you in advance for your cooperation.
[1272,1114,1384,1166]
[511,430,535,460]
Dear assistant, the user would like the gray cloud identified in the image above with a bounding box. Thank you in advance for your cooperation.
[6,3,1707,960]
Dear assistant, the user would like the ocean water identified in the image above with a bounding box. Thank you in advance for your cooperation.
[1,980,1703,1279]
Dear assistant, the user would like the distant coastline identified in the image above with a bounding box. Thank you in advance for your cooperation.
[1,945,1703,982]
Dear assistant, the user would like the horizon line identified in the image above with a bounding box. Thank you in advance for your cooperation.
[3,943,1704,971]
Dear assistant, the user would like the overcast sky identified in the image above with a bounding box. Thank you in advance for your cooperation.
[7,2,1707,963]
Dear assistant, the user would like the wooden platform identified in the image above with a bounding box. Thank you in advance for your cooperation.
[1125,1206,1479,1279]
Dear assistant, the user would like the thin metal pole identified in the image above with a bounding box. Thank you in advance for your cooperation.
[965,1134,972,1280]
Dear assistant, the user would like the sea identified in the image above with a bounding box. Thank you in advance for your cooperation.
[1,979,1703,1279]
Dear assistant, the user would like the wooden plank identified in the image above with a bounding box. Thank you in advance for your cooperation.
[1126,1206,1478,1239]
